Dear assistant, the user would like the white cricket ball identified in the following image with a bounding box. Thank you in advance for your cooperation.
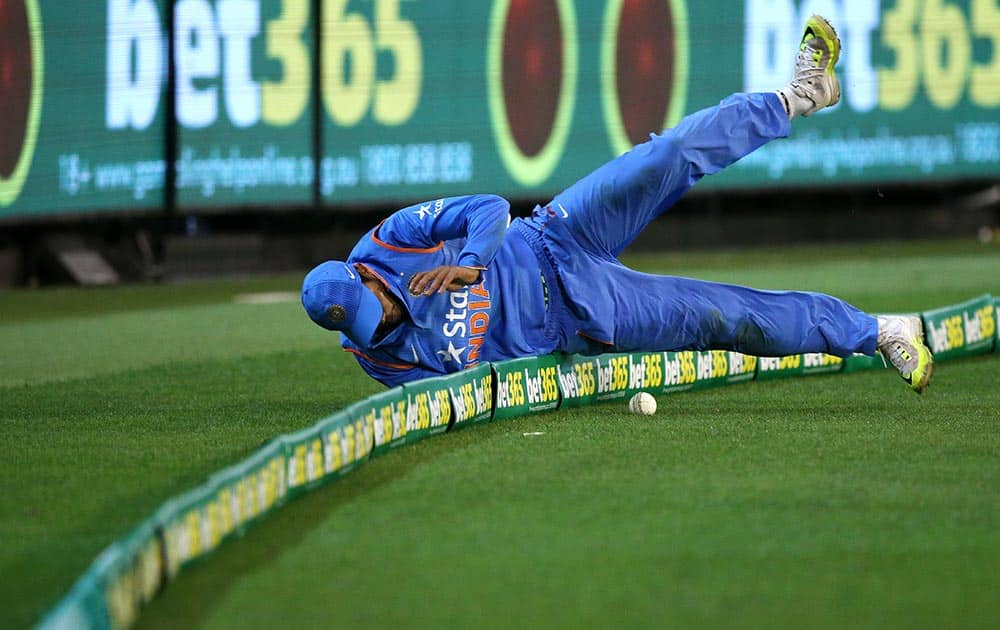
[628,392,657,416]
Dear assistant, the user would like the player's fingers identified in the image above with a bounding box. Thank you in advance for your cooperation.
[437,269,461,293]
[427,268,453,294]
[412,268,440,295]
[407,273,421,295]
[409,270,432,295]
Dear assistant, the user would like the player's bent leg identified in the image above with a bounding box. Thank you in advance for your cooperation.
[609,271,878,358]
[545,92,791,259]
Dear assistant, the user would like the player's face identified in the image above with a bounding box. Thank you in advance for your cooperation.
[354,264,405,334]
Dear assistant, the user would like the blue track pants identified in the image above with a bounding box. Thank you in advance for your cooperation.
[534,92,878,357]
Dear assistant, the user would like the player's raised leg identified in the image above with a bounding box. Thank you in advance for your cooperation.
[542,14,841,259]
[545,92,790,258]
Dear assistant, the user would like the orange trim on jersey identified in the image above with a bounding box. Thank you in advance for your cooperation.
[371,220,444,253]
[344,347,416,370]
[354,262,391,290]
[577,330,614,346]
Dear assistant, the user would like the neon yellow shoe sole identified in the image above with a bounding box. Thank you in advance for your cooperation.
[802,14,841,71]
[905,343,934,394]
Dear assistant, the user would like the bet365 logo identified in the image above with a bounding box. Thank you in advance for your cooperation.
[0,0,43,207]
[928,306,996,353]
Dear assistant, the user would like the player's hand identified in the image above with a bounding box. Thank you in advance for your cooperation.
[408,266,480,295]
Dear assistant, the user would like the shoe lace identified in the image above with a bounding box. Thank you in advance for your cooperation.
[793,46,825,77]
[885,340,914,372]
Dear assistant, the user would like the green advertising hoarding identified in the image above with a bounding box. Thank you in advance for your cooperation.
[174,0,315,207]
[556,353,599,408]
[1,0,167,218]
[923,294,997,360]
[446,363,493,428]
[358,387,408,456]
[493,355,561,421]
[318,409,370,478]
[3,0,999,221]
[322,0,1000,201]
[995,296,999,353]
[402,374,453,444]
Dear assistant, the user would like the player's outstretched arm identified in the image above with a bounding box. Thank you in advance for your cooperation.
[377,194,511,268]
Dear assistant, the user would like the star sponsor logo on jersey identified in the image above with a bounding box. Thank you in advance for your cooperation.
[436,340,467,365]
[439,278,492,368]
[414,198,445,220]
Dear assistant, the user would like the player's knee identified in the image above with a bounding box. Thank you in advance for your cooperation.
[733,316,768,354]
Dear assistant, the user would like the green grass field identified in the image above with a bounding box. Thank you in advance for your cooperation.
[2,238,998,629]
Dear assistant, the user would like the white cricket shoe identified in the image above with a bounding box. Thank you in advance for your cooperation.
[876,315,934,394]
[778,15,842,117]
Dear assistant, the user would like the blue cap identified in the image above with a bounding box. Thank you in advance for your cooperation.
[301,261,383,346]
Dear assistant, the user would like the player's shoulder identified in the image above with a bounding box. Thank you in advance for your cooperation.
[392,195,508,219]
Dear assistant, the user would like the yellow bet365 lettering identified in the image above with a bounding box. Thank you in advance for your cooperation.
[711,352,728,378]
[140,540,162,602]
[373,0,422,125]
[945,315,965,349]
[971,0,1000,106]
[779,355,801,369]
[310,438,323,479]
[186,511,201,557]
[511,371,525,406]
[611,356,629,390]
[217,489,233,535]
[322,0,421,126]
[921,0,970,109]
[436,390,452,425]
[326,431,343,471]
[880,0,996,110]
[541,366,559,401]
[879,0,919,111]
[642,354,663,387]
[462,383,475,415]
[575,363,596,396]
[978,306,996,339]
[481,376,492,411]
[679,353,696,384]
[380,404,394,441]
[417,393,431,430]
[262,0,310,125]
[344,426,356,464]
[323,0,373,125]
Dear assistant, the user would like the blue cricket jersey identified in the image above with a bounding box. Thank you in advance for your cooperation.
[341,195,556,387]
[335,94,878,386]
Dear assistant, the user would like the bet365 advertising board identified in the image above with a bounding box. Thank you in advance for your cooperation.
[3,0,999,221]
